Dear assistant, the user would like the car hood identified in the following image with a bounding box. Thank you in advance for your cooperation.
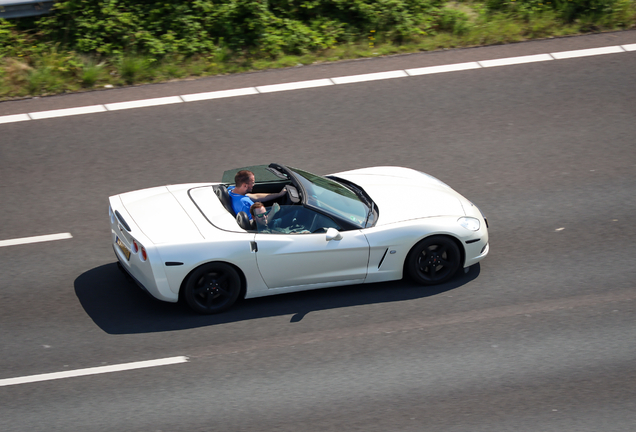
[117,185,204,244]
[331,167,466,225]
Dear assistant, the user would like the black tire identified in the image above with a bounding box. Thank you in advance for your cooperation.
[184,262,241,314]
[407,236,461,285]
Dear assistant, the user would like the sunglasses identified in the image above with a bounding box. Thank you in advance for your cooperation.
[254,209,271,219]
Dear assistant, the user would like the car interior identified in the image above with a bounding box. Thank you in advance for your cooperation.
[216,164,345,234]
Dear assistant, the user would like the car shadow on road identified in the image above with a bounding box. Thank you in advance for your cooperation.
[75,262,480,335]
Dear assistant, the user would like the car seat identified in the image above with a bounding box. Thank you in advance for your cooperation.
[214,185,235,215]
[236,211,256,231]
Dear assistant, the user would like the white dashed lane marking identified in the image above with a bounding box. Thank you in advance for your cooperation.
[330,70,408,84]
[0,356,189,387]
[104,95,184,111]
[551,45,625,59]
[256,78,334,93]
[1,44,634,125]
[0,113,31,124]
[29,105,107,120]
[405,61,481,76]
[181,87,259,102]
[478,53,554,68]
[0,233,73,248]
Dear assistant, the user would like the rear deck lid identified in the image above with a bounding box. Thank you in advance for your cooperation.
[119,186,204,244]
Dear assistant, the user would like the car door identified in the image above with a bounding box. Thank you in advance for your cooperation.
[253,208,370,289]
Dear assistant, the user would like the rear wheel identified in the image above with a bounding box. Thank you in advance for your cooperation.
[184,262,241,314]
[407,236,461,285]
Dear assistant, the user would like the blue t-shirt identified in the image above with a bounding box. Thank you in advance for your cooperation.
[228,186,254,218]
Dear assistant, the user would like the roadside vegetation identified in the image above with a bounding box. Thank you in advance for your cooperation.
[1,0,635,100]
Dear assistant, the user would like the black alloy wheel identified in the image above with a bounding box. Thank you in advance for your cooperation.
[407,236,461,285]
[184,262,241,314]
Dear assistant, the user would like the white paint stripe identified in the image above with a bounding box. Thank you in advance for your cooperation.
[0,232,73,248]
[0,44,631,124]
[181,87,258,102]
[0,356,189,387]
[551,45,625,59]
[29,105,107,120]
[405,62,481,76]
[478,53,554,68]
[331,70,408,85]
[0,113,31,124]
[256,78,333,93]
[0,114,31,124]
[105,96,183,111]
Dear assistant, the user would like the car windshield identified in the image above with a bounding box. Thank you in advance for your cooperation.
[289,167,370,228]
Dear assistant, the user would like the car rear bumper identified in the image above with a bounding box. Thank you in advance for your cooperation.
[115,254,151,296]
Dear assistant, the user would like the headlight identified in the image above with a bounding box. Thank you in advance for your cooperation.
[458,217,480,231]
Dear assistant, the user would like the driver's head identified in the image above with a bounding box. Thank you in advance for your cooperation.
[250,202,268,227]
[235,170,255,193]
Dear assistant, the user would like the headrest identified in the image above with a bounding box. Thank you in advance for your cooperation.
[236,211,255,231]
[214,185,235,215]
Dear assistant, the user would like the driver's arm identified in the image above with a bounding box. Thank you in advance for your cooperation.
[248,187,287,203]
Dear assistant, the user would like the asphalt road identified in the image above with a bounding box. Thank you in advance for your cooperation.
[1,31,635,431]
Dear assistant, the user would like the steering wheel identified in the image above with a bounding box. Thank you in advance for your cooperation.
[285,185,301,205]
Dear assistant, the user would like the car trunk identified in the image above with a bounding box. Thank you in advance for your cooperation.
[119,186,204,244]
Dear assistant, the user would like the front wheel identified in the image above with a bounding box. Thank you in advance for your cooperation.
[184,262,241,314]
[407,236,461,285]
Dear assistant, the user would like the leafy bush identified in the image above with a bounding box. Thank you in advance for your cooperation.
[34,0,444,58]
[485,0,634,22]
[0,18,41,57]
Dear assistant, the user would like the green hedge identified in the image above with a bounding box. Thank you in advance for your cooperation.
[1,0,634,60]
[31,0,444,57]
[486,0,634,23]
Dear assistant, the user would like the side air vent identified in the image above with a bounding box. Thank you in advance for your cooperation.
[377,248,388,269]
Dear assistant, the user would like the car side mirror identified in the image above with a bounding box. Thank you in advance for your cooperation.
[325,228,342,241]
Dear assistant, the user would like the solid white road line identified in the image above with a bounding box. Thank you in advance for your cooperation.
[256,78,334,93]
[478,53,554,68]
[0,356,189,387]
[105,95,184,111]
[0,232,73,248]
[551,45,625,59]
[181,87,259,102]
[331,70,408,84]
[29,104,107,120]
[0,44,633,125]
[405,61,481,76]
[0,113,31,124]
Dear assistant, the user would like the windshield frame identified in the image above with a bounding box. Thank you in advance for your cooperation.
[283,165,376,229]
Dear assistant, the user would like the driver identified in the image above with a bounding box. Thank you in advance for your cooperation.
[228,170,287,218]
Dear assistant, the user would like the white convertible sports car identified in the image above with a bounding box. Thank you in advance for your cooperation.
[109,164,489,314]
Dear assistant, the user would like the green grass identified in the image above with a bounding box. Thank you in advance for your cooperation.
[0,3,634,101]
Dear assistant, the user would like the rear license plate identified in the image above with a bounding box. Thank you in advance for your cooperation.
[116,236,131,261]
